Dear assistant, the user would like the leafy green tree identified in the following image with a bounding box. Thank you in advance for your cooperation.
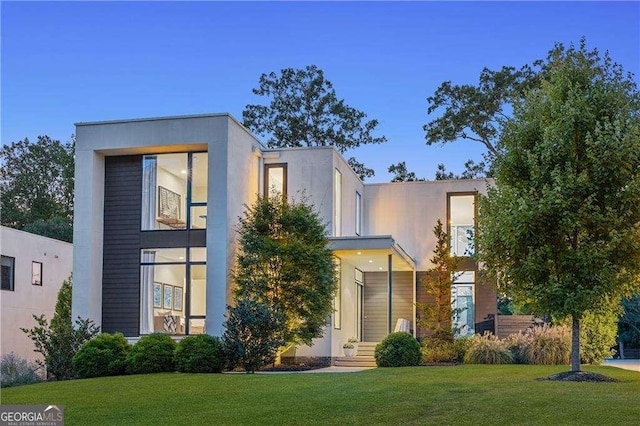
[434,160,487,181]
[234,194,337,348]
[0,135,74,242]
[223,299,285,373]
[242,65,387,180]
[417,220,460,341]
[21,277,100,380]
[388,161,425,182]
[477,40,640,372]
[618,295,640,353]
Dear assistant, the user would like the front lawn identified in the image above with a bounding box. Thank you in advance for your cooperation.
[2,365,639,425]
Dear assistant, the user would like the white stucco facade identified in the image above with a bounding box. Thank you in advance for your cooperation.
[1,227,73,362]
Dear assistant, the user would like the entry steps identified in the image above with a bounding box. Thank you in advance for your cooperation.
[334,341,378,367]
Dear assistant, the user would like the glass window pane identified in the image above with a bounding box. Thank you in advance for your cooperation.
[190,205,207,229]
[189,319,206,335]
[142,154,188,230]
[190,265,206,316]
[192,152,208,203]
[190,247,206,262]
[140,264,186,334]
[334,169,342,237]
[265,165,286,199]
[32,262,42,286]
[449,195,475,256]
[1,256,15,291]
[141,248,186,263]
[355,191,362,236]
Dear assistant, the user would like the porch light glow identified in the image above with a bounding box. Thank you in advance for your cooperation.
[368,260,373,263]
[357,251,362,255]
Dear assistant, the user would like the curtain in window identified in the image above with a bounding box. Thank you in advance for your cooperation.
[140,251,156,334]
[142,155,157,230]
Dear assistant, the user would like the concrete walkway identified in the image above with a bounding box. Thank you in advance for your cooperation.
[256,366,376,374]
[602,359,640,372]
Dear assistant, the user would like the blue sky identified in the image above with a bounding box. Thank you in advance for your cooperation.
[2,1,638,182]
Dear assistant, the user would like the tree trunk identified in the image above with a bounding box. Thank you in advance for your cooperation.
[571,315,581,372]
[619,341,625,360]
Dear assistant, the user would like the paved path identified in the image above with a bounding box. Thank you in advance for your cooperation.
[255,366,376,374]
[602,359,640,372]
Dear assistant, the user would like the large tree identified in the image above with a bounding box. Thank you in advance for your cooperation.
[242,65,387,180]
[1,135,74,242]
[388,161,425,182]
[477,40,640,372]
[233,194,337,348]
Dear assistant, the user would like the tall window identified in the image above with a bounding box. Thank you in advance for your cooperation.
[264,163,287,200]
[355,191,362,236]
[334,258,341,329]
[449,194,475,256]
[334,169,342,236]
[452,271,475,337]
[140,247,206,335]
[142,152,208,230]
[1,256,15,291]
[32,261,43,286]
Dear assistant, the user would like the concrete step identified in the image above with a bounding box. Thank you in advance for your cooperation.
[334,356,377,368]
[354,342,378,357]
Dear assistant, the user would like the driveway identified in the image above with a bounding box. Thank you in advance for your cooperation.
[602,359,640,372]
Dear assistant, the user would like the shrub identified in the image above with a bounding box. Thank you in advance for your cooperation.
[524,324,571,365]
[21,277,100,380]
[72,333,130,378]
[506,332,530,364]
[579,310,618,364]
[127,333,177,374]
[464,332,513,364]
[0,353,44,388]
[223,299,285,373]
[421,337,469,363]
[375,332,421,367]
[175,335,224,373]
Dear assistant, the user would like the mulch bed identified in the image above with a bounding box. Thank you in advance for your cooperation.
[537,371,617,382]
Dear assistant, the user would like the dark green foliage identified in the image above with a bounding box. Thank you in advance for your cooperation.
[388,162,424,182]
[234,195,337,347]
[21,277,99,380]
[23,217,73,243]
[618,295,640,347]
[477,39,640,372]
[126,334,176,374]
[0,353,44,388]
[242,65,387,180]
[72,333,130,378]
[374,332,422,367]
[1,135,74,242]
[434,160,488,180]
[175,335,224,373]
[223,299,285,373]
[464,333,513,364]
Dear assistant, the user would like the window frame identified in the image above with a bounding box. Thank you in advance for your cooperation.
[447,191,477,257]
[264,163,288,201]
[32,261,43,286]
[334,169,342,237]
[355,191,362,236]
[1,255,15,291]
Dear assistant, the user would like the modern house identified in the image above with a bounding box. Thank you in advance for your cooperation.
[1,226,73,362]
[71,113,496,363]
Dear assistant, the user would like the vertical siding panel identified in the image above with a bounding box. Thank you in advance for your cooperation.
[102,156,142,336]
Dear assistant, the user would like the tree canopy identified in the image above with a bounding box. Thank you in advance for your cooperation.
[242,65,387,180]
[233,194,337,347]
[388,161,425,182]
[477,40,640,372]
[1,135,74,242]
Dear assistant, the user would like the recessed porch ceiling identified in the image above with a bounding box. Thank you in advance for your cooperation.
[328,236,415,272]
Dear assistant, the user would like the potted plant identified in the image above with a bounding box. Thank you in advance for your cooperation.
[343,338,358,357]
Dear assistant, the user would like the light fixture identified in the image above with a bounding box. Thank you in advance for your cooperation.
[368,260,373,264]
[178,256,185,260]
[378,267,383,270]
[181,170,187,174]
[357,251,362,255]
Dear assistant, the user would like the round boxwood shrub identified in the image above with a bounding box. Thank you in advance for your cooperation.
[72,332,131,378]
[127,333,177,374]
[174,335,224,373]
[375,332,421,367]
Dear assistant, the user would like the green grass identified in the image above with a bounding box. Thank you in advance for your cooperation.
[1,365,639,425]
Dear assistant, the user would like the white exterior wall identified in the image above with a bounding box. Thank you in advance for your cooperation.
[364,179,490,270]
[1,227,73,362]
[72,114,262,336]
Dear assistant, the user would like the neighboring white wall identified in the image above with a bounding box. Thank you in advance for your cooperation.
[364,179,490,270]
[1,227,73,362]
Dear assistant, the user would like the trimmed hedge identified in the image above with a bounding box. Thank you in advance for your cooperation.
[175,335,224,373]
[127,333,177,374]
[72,332,131,378]
[375,332,421,367]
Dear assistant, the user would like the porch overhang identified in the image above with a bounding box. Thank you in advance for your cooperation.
[328,235,416,272]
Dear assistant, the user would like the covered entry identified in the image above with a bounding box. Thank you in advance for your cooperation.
[329,236,416,342]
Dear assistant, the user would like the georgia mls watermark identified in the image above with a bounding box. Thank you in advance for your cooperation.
[0,405,64,426]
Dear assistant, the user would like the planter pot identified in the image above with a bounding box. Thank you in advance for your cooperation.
[343,347,357,357]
